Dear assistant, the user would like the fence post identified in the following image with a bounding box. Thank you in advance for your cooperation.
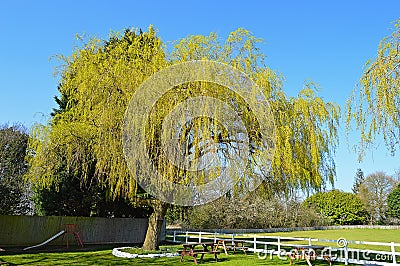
[254,234,257,252]
[344,245,348,265]
[278,236,281,254]
[214,232,217,243]
[173,231,176,243]
[199,232,202,243]
[308,237,312,246]
[391,242,396,264]
[185,231,189,243]
[231,234,235,245]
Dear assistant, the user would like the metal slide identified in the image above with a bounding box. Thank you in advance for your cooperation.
[23,230,65,251]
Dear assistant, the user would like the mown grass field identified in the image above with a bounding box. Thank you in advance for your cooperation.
[1,228,398,265]
[265,228,400,251]
[0,249,339,266]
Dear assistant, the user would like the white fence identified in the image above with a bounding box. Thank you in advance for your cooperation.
[166,230,400,265]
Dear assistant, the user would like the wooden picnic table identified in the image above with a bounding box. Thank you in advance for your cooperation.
[179,242,220,264]
[214,239,248,255]
[288,245,333,266]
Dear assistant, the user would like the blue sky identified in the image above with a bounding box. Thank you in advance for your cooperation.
[0,0,399,191]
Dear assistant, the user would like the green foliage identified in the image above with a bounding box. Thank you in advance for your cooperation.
[0,124,32,215]
[269,83,339,192]
[171,30,340,193]
[186,194,328,229]
[165,205,190,225]
[25,27,166,200]
[347,20,400,159]
[303,190,368,225]
[26,27,340,200]
[387,183,400,219]
[357,171,397,224]
[352,168,364,194]
[34,86,153,217]
[32,176,152,217]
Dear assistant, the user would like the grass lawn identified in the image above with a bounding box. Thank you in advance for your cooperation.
[177,228,400,251]
[264,228,400,251]
[0,247,337,266]
[2,228,398,265]
[265,228,400,243]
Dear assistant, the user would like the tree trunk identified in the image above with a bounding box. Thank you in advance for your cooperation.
[142,200,169,250]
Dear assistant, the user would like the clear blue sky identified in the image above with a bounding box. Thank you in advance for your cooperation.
[0,0,399,191]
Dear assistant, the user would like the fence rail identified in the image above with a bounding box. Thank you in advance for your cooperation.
[167,230,400,265]
[166,225,400,235]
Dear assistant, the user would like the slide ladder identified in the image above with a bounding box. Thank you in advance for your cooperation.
[64,224,84,249]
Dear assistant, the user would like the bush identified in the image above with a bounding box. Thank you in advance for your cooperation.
[303,190,368,225]
[387,184,400,220]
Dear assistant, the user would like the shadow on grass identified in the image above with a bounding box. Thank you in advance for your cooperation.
[0,246,355,266]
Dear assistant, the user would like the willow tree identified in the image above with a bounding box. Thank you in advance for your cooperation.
[26,27,339,251]
[347,20,400,159]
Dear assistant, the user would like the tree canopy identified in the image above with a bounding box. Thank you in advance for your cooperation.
[347,20,400,159]
[357,171,397,224]
[352,168,364,194]
[25,27,340,250]
[387,182,400,219]
[303,190,368,225]
[0,124,32,215]
[26,27,166,199]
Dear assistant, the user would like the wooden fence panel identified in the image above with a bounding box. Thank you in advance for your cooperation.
[0,215,164,247]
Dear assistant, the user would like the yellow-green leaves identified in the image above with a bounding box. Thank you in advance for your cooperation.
[26,26,340,202]
[270,84,339,192]
[25,27,166,199]
[347,20,400,159]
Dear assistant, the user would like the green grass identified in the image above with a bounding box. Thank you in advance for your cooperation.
[264,228,400,251]
[2,229,398,265]
[265,228,400,243]
[0,247,336,266]
[173,229,400,251]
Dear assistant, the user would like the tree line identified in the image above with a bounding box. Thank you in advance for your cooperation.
[166,169,400,228]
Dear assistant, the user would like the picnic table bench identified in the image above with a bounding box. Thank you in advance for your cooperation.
[288,245,335,266]
[214,239,248,255]
[178,242,221,264]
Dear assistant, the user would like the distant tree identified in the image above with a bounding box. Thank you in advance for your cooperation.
[303,190,368,225]
[387,183,400,220]
[357,172,397,224]
[395,169,400,182]
[187,193,328,229]
[346,20,400,159]
[352,168,365,194]
[0,124,32,214]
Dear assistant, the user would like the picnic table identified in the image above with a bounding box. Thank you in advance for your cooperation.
[179,242,220,264]
[214,239,248,255]
[288,245,333,266]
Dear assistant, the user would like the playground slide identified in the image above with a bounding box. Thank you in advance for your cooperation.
[23,230,65,251]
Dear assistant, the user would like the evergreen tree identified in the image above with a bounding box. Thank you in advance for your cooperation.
[352,168,364,194]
